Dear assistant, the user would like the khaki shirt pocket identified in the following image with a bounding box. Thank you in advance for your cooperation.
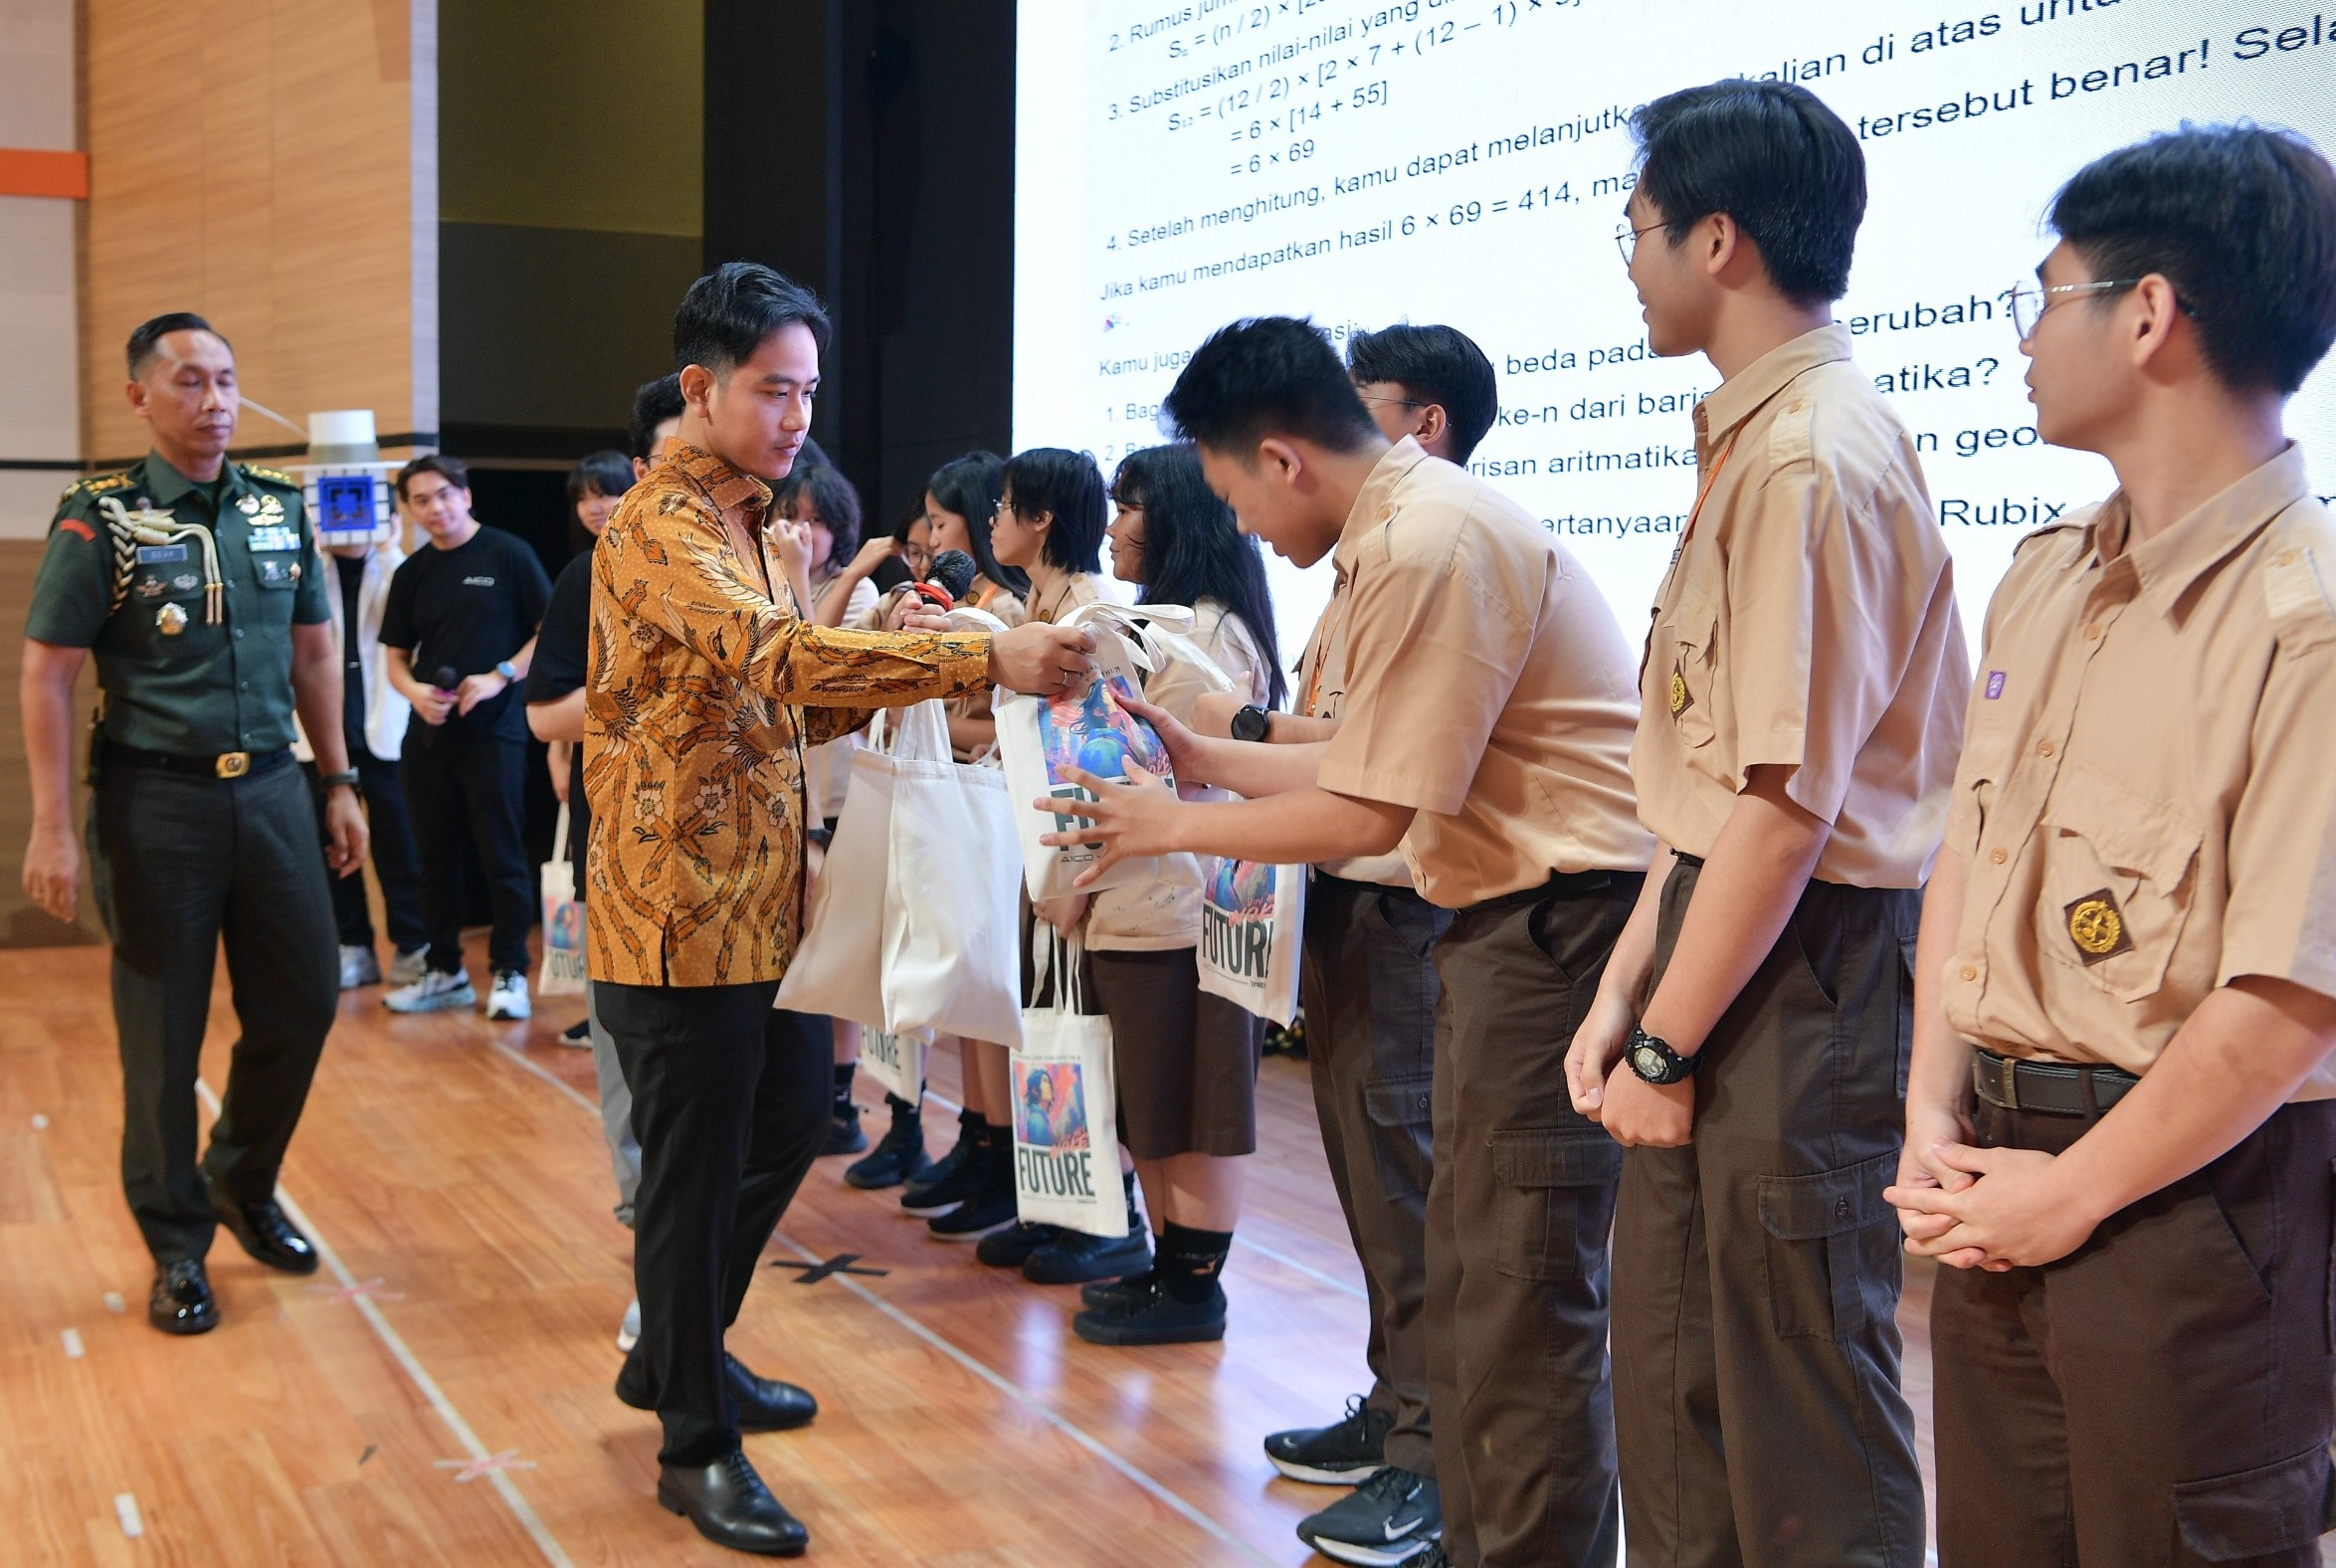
[2038,764,2201,1004]
[1661,591,1718,749]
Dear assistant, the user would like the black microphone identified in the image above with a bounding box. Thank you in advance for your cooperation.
[430,665,460,691]
[909,549,979,611]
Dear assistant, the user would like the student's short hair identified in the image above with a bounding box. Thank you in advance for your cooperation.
[773,462,863,571]
[673,262,833,380]
[1163,316,1381,457]
[1631,80,1866,304]
[2049,124,2336,397]
[1346,323,1500,464]
[628,374,684,461]
[395,453,470,499]
[889,495,929,545]
[1002,448,1106,574]
[566,450,634,504]
[927,450,1028,597]
[126,312,229,379]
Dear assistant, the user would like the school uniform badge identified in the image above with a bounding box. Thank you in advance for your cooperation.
[2064,888,2133,964]
[1668,662,1692,718]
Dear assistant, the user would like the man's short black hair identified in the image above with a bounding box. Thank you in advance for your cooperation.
[1346,323,1500,464]
[628,373,684,461]
[566,450,634,504]
[773,461,863,571]
[2050,124,2336,397]
[126,311,229,379]
[1163,316,1381,457]
[1631,80,1866,304]
[1002,448,1106,574]
[395,453,469,500]
[674,262,833,380]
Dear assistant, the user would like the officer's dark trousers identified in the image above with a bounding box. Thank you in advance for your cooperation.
[1426,872,1639,1568]
[1933,1094,2336,1567]
[1612,860,1925,1568]
[307,748,425,953]
[1299,874,1452,1478]
[400,725,532,976]
[599,981,827,1468]
[88,760,338,1265]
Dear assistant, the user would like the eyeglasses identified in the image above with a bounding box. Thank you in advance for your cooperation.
[1355,394,1426,411]
[1615,220,1664,268]
[991,497,1016,521]
[2008,279,2197,340]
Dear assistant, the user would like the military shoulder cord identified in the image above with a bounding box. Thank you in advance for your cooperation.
[97,494,224,626]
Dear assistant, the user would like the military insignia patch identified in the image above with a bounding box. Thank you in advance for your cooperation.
[1668,663,1692,718]
[238,494,262,515]
[2064,889,2133,965]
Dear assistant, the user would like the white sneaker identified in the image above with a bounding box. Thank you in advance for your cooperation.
[617,1297,641,1353]
[387,946,430,986]
[487,971,531,1021]
[384,969,477,1014]
[337,944,382,990]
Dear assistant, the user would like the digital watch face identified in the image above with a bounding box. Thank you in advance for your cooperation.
[1014,1,2336,666]
[1633,1044,1666,1081]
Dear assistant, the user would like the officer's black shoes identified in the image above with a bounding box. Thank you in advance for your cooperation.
[975,1220,1061,1268]
[1025,1226,1152,1286]
[821,1103,867,1157]
[1296,1467,1442,1567]
[210,1190,320,1274]
[1071,1276,1228,1346]
[844,1095,931,1189]
[656,1450,809,1557]
[149,1259,219,1335]
[1265,1394,1394,1484]
[617,1350,819,1433]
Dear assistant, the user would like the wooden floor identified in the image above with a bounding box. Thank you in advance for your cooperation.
[0,940,1955,1566]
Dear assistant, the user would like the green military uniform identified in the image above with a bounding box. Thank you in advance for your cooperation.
[27,452,340,1265]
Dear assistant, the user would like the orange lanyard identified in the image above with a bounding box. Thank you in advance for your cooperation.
[1654,428,1740,605]
[1302,580,1347,717]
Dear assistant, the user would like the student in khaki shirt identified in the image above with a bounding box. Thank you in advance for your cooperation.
[1561,82,1965,1566]
[1048,316,1652,1568]
[1884,126,2336,1568]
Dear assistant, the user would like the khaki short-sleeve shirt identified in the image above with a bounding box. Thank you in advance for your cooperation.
[1634,325,1969,889]
[1317,439,1653,908]
[1299,585,1414,888]
[1942,445,2336,1099]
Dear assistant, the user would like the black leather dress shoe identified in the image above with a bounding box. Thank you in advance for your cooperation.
[657,1450,808,1556]
[209,1189,319,1274]
[149,1259,219,1335]
[617,1350,819,1433]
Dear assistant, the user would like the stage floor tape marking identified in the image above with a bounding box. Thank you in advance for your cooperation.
[487,1038,1280,1567]
[113,1491,143,1538]
[195,1078,576,1568]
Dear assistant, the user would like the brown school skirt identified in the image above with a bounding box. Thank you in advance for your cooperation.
[1089,948,1264,1161]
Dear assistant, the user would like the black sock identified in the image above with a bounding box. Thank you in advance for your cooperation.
[831,1060,857,1116]
[1121,1169,1142,1230]
[984,1123,1017,1194]
[1158,1222,1232,1304]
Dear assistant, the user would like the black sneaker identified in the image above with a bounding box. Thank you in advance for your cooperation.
[901,1131,984,1215]
[1071,1277,1226,1346]
[846,1097,931,1190]
[822,1103,867,1156]
[927,1182,1016,1240]
[975,1221,1060,1268]
[1265,1394,1393,1484]
[1025,1227,1151,1285]
[1296,1467,1441,1567]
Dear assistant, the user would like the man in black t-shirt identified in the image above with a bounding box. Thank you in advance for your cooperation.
[378,454,551,1020]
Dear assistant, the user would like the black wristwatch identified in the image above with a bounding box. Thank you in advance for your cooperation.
[319,769,362,792]
[1626,1027,1701,1085]
[1231,703,1271,743]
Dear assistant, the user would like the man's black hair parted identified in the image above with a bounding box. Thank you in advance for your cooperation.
[774,461,864,572]
[1631,80,1866,304]
[673,262,833,379]
[1162,316,1382,456]
[1003,448,1108,574]
[627,374,684,461]
[126,311,229,379]
[2050,124,2336,397]
[566,450,635,504]
[395,453,470,500]
[1346,323,1500,464]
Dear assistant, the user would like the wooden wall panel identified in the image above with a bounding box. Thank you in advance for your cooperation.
[81,0,422,460]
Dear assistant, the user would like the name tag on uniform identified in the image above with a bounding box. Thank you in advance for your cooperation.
[248,525,300,553]
[136,543,189,563]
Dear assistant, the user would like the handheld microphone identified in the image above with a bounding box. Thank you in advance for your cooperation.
[908,549,979,612]
[430,665,460,692]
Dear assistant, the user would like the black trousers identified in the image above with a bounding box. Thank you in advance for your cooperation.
[599,982,829,1467]
[306,748,425,952]
[1299,874,1452,1477]
[400,726,532,976]
[1612,862,1925,1568]
[1934,1095,2336,1566]
[86,758,339,1264]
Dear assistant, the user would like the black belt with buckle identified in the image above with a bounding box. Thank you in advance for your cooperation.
[1463,867,1626,913]
[1971,1047,2139,1117]
[104,740,292,781]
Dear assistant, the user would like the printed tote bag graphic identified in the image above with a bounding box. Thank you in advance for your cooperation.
[1010,933,1124,1238]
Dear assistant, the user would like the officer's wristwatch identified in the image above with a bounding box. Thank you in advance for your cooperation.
[1230,703,1271,743]
[319,769,361,792]
[494,660,519,683]
[1626,1027,1701,1085]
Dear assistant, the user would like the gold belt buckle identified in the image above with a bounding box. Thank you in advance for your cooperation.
[215,751,251,780]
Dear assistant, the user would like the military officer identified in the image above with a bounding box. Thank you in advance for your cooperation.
[19,311,367,1334]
